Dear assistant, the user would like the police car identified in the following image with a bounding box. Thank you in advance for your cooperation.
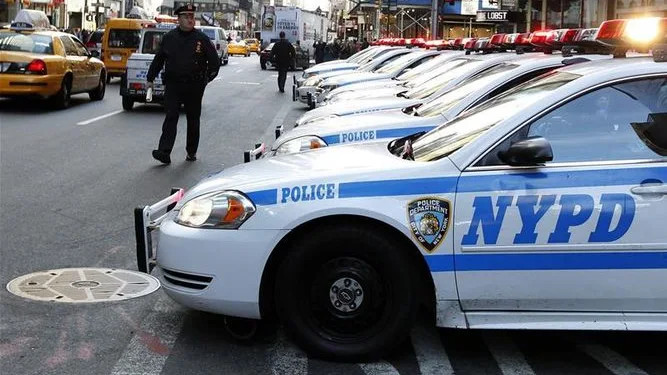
[295,48,525,127]
[294,48,413,106]
[255,52,612,160]
[135,18,667,362]
[121,22,176,110]
[294,46,393,87]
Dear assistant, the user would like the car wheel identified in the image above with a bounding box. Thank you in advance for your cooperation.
[275,224,418,362]
[89,73,106,101]
[51,77,71,110]
[122,96,134,111]
[223,57,229,65]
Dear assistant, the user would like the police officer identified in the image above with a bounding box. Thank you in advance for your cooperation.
[270,31,295,93]
[147,3,219,164]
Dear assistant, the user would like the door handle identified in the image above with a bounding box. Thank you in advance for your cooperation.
[631,184,667,195]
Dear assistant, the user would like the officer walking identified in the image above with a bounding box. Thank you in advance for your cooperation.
[147,3,219,164]
[270,31,295,93]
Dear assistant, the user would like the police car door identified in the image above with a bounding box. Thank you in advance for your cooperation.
[454,76,667,313]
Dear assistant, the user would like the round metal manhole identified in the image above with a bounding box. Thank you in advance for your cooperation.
[6,268,160,303]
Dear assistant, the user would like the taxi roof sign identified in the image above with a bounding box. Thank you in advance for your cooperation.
[11,9,51,31]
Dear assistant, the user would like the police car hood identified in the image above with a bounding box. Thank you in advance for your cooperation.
[329,85,405,102]
[306,62,359,74]
[323,72,390,86]
[180,142,421,202]
[296,97,422,125]
[276,110,438,148]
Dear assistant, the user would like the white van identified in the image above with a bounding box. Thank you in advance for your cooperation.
[197,26,229,66]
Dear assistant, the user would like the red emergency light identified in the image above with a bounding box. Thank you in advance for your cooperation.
[596,17,667,48]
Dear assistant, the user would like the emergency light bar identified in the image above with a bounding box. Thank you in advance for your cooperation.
[595,17,666,49]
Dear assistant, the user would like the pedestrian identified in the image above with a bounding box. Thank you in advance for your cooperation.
[270,31,295,93]
[361,37,369,50]
[313,39,325,64]
[146,3,220,164]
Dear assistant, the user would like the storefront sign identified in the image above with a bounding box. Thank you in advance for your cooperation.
[460,0,478,16]
[482,0,500,9]
[476,10,509,22]
[501,0,517,8]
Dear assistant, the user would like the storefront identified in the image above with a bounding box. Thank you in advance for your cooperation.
[525,0,611,32]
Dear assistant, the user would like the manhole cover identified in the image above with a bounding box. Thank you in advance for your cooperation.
[6,268,160,303]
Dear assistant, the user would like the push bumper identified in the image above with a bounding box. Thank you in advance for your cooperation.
[242,125,283,163]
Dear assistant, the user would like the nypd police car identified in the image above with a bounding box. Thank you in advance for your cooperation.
[294,46,392,87]
[259,53,612,159]
[136,19,667,362]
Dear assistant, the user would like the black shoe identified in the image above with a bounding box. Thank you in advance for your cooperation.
[152,150,171,164]
[279,88,285,93]
[186,154,197,161]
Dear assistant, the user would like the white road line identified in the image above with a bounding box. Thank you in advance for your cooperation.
[269,329,308,375]
[229,81,261,85]
[482,332,536,375]
[411,325,455,375]
[271,74,279,77]
[76,110,123,126]
[577,344,650,375]
[110,292,187,375]
[359,361,400,375]
[235,69,243,73]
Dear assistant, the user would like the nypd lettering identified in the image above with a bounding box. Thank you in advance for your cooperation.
[461,194,636,246]
[280,183,337,203]
[341,131,376,143]
[408,198,451,252]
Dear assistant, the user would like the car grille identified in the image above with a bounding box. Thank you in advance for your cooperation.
[161,267,213,290]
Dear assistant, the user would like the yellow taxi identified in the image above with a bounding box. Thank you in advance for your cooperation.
[228,40,250,57]
[244,38,260,54]
[0,10,106,109]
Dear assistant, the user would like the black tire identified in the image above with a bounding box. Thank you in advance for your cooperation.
[89,73,106,101]
[275,225,419,362]
[51,77,71,110]
[106,75,111,84]
[122,96,134,111]
[223,57,229,65]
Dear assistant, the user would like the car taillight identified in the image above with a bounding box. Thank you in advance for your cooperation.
[131,83,143,90]
[26,59,47,75]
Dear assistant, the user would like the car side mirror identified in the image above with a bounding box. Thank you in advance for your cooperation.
[498,136,553,166]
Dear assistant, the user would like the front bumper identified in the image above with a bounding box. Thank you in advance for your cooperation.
[0,73,62,98]
[242,125,283,163]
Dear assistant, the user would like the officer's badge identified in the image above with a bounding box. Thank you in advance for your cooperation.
[195,41,202,53]
[407,198,451,252]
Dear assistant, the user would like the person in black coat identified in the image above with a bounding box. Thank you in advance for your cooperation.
[270,31,296,93]
[146,3,219,164]
[313,39,326,64]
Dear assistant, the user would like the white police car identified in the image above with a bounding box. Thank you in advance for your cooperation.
[296,50,524,126]
[257,53,611,159]
[294,46,392,87]
[136,19,667,362]
[294,48,413,105]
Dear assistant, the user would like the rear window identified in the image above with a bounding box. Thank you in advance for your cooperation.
[0,32,53,54]
[108,29,140,48]
[141,31,166,55]
[245,39,257,44]
[200,28,215,40]
[88,30,103,44]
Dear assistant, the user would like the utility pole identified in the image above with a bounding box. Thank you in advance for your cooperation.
[121,0,125,18]
[430,0,438,40]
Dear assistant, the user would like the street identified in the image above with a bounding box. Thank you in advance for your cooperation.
[1,54,666,375]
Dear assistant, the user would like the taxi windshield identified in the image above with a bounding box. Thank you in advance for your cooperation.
[405,58,484,99]
[415,63,520,118]
[0,32,53,54]
[411,71,581,161]
[375,53,424,74]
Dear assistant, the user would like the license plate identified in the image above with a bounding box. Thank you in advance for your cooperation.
[111,55,122,61]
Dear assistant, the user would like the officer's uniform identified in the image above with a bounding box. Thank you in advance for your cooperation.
[147,3,219,164]
[270,35,296,93]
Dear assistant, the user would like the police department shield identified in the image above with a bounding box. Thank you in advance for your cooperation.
[407,198,451,252]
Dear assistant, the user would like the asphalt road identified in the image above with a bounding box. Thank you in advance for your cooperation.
[1,55,666,375]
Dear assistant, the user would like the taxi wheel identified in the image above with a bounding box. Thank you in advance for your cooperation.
[122,96,134,111]
[275,225,418,362]
[89,73,106,101]
[52,77,71,110]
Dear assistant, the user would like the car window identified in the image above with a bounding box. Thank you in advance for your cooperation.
[59,36,79,56]
[200,28,216,40]
[88,30,104,44]
[0,32,53,54]
[108,29,140,48]
[71,37,89,56]
[375,53,425,74]
[141,31,166,55]
[526,77,667,163]
[406,59,486,99]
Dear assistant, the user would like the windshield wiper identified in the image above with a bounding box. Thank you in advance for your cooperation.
[388,131,426,157]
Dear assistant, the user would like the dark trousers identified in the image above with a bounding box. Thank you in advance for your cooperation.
[277,66,288,91]
[158,80,206,156]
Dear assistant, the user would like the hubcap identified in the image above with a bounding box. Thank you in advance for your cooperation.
[329,277,364,313]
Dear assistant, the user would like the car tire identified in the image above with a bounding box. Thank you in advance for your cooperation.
[223,56,229,65]
[51,76,71,110]
[106,75,111,84]
[275,224,419,362]
[89,73,106,101]
[122,96,134,111]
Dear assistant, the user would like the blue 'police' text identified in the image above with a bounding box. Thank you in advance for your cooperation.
[281,184,337,203]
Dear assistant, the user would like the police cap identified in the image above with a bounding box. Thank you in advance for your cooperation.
[174,3,196,15]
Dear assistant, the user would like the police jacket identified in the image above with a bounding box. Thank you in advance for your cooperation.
[270,39,295,67]
[147,27,219,84]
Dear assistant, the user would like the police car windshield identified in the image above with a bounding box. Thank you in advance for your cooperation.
[397,54,450,81]
[0,32,53,54]
[375,52,424,74]
[415,63,520,118]
[411,71,581,161]
[349,47,383,63]
[405,58,483,99]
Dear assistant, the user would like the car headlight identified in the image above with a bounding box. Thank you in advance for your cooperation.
[304,77,321,86]
[274,136,327,156]
[175,191,256,229]
[303,71,316,79]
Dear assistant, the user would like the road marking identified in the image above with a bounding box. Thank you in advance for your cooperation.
[359,361,400,375]
[76,110,123,126]
[577,344,650,375]
[235,69,243,73]
[110,292,187,375]
[271,74,278,77]
[229,81,261,85]
[482,332,536,375]
[269,329,308,375]
[411,325,455,375]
